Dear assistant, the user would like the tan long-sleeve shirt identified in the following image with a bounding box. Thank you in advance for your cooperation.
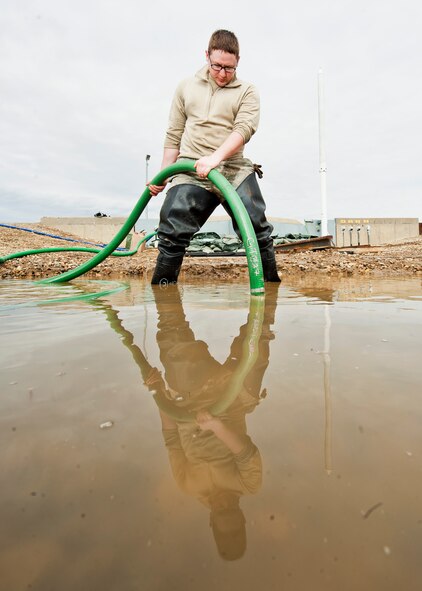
[165,65,260,157]
[164,65,260,193]
[162,426,262,508]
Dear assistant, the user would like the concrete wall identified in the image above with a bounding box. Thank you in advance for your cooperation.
[41,217,135,246]
[334,218,419,247]
[42,215,419,247]
[41,215,311,242]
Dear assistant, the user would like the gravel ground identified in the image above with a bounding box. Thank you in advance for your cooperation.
[1,223,421,280]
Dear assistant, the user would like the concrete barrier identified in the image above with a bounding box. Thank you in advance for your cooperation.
[41,217,135,246]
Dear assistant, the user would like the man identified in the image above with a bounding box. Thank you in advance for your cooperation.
[148,29,280,284]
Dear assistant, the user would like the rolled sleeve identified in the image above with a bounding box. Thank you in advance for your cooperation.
[234,438,262,494]
[232,85,260,144]
[162,428,188,489]
[164,82,187,149]
[162,428,183,450]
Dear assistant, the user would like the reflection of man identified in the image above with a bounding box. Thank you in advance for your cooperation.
[148,29,280,285]
[143,285,278,560]
[97,285,277,559]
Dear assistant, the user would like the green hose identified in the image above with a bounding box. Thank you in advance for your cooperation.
[36,161,265,295]
[0,231,157,263]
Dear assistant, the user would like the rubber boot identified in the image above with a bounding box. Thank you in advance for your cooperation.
[151,253,184,285]
[260,247,281,282]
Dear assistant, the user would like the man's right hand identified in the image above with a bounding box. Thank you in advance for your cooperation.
[147,181,167,196]
[147,147,179,195]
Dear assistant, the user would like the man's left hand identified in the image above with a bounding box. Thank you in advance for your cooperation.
[194,155,220,178]
[196,410,223,433]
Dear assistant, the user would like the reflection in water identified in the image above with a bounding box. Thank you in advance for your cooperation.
[323,304,332,475]
[102,285,279,561]
[2,278,422,589]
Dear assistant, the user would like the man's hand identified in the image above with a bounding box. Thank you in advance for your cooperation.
[194,154,221,179]
[148,147,180,194]
[194,132,244,178]
[147,180,167,196]
[144,367,162,387]
[196,410,223,433]
[196,410,246,454]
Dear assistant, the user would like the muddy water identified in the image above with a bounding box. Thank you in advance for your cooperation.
[1,277,421,591]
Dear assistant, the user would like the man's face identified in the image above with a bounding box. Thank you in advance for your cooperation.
[206,50,239,87]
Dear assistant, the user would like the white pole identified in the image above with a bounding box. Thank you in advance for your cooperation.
[145,154,151,222]
[318,69,328,236]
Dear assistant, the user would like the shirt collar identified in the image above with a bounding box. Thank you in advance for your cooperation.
[195,64,241,88]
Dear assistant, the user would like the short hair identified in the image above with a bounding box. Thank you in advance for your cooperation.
[208,30,240,58]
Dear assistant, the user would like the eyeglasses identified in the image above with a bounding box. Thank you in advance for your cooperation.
[209,62,237,74]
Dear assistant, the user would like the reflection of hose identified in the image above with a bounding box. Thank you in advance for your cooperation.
[100,303,156,384]
[0,231,156,263]
[0,280,128,309]
[99,292,265,422]
[35,161,264,295]
[205,297,264,415]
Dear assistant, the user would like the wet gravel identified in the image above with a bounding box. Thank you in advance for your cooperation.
[1,223,421,280]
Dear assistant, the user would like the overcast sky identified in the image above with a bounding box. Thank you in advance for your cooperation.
[0,0,421,224]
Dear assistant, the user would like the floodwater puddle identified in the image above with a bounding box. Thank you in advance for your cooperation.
[1,276,421,590]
